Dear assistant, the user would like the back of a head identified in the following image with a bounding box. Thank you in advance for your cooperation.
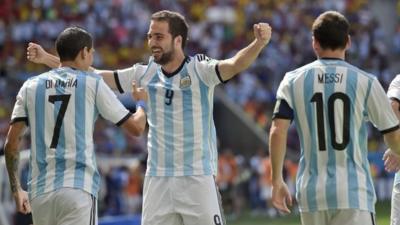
[55,27,93,62]
[151,10,189,49]
[312,11,350,50]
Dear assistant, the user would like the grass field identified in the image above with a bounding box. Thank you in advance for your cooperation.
[230,200,391,225]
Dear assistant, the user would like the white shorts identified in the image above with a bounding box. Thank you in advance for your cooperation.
[301,209,375,225]
[30,188,97,225]
[142,175,225,225]
[391,183,400,225]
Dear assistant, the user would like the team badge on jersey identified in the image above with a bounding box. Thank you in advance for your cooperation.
[180,75,192,88]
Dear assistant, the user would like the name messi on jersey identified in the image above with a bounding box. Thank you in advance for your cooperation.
[46,79,77,89]
[317,73,343,84]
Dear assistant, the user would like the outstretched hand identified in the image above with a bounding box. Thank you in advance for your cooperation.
[27,42,47,64]
[383,149,400,173]
[253,23,272,46]
[132,82,148,102]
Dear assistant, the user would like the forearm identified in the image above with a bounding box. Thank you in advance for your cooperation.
[269,126,288,183]
[43,52,61,69]
[219,39,266,80]
[122,108,147,136]
[5,144,21,194]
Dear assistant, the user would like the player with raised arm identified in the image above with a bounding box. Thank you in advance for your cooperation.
[269,11,400,225]
[5,26,148,225]
[27,10,271,225]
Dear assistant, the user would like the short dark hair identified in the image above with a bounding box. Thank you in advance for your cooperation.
[55,26,93,61]
[312,11,350,50]
[151,10,189,49]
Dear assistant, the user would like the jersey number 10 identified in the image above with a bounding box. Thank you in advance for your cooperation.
[310,92,350,151]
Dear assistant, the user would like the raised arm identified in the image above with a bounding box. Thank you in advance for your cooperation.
[4,122,31,214]
[27,42,119,90]
[217,23,272,81]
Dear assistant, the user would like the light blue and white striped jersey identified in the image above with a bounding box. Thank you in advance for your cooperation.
[11,67,131,200]
[387,74,400,187]
[116,55,222,176]
[274,59,399,213]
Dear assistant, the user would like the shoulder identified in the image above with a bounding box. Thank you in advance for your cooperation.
[341,62,376,80]
[390,75,400,86]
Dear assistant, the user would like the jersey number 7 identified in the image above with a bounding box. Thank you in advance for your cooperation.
[48,94,71,148]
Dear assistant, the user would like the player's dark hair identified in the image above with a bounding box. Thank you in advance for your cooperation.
[312,11,350,50]
[151,10,189,49]
[55,26,93,61]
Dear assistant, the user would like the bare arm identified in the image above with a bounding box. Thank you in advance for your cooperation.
[27,42,118,90]
[381,99,400,172]
[218,23,272,81]
[5,122,31,214]
[269,118,292,213]
[383,100,400,155]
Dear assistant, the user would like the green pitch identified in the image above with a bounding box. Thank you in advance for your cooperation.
[230,201,391,225]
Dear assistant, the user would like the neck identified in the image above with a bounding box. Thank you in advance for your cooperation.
[60,61,88,71]
[161,51,185,74]
[317,49,345,60]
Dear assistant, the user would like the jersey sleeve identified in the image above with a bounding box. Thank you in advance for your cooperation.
[194,54,223,87]
[115,64,139,94]
[96,78,131,126]
[272,73,294,120]
[367,78,399,133]
[10,81,28,125]
[388,75,400,102]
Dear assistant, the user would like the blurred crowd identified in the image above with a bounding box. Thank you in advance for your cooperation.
[0,0,399,221]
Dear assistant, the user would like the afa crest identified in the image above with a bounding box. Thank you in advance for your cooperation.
[179,76,192,88]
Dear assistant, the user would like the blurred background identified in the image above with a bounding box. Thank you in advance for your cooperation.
[0,0,399,224]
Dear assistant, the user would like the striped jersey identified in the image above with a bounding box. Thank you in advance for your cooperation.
[273,59,399,213]
[387,74,400,186]
[11,67,131,200]
[116,55,223,176]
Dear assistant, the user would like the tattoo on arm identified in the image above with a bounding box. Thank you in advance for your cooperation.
[5,149,20,193]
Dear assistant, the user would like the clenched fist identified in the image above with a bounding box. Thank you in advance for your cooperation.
[253,23,272,46]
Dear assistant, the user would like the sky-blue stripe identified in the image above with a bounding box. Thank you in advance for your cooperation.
[35,77,47,196]
[148,73,159,176]
[324,66,337,209]
[92,78,100,195]
[362,78,376,212]
[25,83,33,195]
[289,77,306,207]
[163,73,174,176]
[53,69,70,190]
[303,69,318,211]
[74,72,86,189]
[193,64,211,174]
[181,66,194,175]
[138,60,153,87]
[345,68,359,208]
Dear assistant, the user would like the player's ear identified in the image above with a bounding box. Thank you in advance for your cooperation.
[79,46,89,60]
[312,36,321,52]
[175,35,182,48]
[345,35,351,50]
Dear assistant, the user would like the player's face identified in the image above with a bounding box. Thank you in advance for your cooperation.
[147,20,176,65]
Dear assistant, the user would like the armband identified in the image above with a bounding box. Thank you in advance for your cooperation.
[136,100,147,113]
